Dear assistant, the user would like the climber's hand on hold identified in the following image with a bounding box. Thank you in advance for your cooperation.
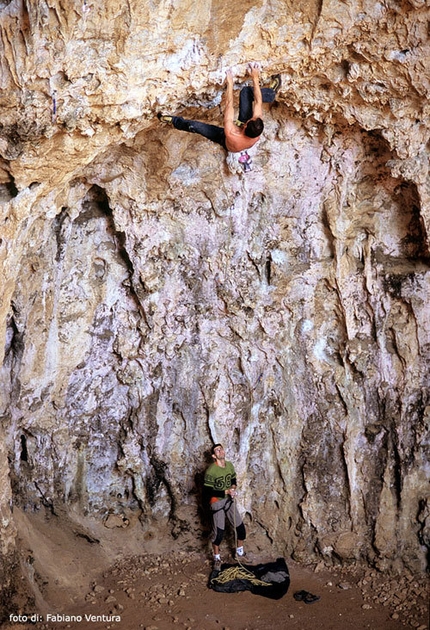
[248,62,260,78]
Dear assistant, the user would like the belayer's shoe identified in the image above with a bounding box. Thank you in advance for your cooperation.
[234,549,256,563]
[213,556,222,571]
[293,590,320,604]
[268,74,282,93]
[157,113,173,123]
[234,546,248,560]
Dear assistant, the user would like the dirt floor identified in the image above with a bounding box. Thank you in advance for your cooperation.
[3,508,429,630]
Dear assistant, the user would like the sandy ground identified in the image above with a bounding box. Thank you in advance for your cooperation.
[3,508,429,630]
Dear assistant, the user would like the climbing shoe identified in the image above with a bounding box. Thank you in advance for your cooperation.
[213,556,222,571]
[157,113,173,123]
[268,74,282,93]
[293,590,321,604]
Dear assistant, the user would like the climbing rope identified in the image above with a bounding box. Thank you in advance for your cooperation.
[232,494,245,567]
[210,495,270,588]
[210,564,270,587]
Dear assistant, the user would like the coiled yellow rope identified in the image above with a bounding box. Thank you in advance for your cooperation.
[211,564,270,587]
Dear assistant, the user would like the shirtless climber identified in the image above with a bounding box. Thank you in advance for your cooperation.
[157,64,281,158]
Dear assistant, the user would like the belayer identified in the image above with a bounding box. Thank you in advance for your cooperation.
[203,443,247,570]
[204,444,294,603]
[158,64,281,171]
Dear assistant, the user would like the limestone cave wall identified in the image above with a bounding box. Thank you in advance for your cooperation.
[0,0,429,613]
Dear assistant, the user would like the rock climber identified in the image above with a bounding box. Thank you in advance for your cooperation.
[158,64,280,157]
[203,443,247,569]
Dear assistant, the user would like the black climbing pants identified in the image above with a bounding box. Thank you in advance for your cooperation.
[171,117,226,148]
[171,85,277,147]
[238,86,277,122]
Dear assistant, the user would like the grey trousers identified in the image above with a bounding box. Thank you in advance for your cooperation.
[210,496,245,544]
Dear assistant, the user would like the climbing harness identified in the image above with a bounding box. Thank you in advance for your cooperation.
[210,495,234,514]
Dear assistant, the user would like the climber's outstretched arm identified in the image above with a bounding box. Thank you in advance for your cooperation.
[224,70,236,136]
[249,63,263,119]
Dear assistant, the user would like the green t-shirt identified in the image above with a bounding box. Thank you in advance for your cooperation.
[204,461,236,499]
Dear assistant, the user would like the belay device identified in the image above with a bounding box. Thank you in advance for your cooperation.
[238,151,253,172]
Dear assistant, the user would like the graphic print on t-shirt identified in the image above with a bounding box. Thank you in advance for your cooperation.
[214,473,232,490]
